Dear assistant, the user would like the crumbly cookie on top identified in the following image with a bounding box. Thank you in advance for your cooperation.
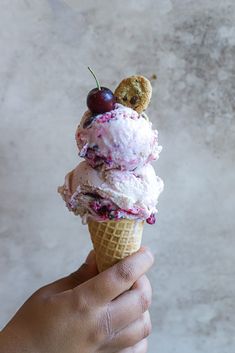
[114,75,152,113]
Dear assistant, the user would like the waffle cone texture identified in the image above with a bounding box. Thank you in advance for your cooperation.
[88,219,144,272]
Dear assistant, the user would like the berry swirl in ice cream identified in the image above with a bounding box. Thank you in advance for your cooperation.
[76,103,162,171]
[58,161,163,224]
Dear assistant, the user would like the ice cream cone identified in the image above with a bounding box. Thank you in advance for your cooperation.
[88,219,144,272]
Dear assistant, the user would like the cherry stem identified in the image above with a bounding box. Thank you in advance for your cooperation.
[88,67,101,91]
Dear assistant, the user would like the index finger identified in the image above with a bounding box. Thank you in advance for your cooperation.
[76,246,154,305]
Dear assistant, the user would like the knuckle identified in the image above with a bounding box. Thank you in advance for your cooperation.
[142,314,152,338]
[92,305,113,343]
[33,285,53,299]
[41,293,57,310]
[139,290,152,313]
[116,261,135,282]
[71,289,89,314]
[144,275,152,293]
[137,276,152,313]
[143,321,152,338]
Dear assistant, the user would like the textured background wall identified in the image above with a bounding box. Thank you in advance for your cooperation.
[0,0,235,352]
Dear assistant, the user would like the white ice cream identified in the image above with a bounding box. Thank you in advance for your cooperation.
[58,161,164,223]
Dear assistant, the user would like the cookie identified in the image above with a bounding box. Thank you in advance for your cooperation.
[114,75,152,113]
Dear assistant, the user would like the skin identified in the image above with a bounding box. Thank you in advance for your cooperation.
[0,247,154,353]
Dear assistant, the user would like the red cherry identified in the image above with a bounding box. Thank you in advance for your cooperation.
[87,67,116,114]
[87,87,115,114]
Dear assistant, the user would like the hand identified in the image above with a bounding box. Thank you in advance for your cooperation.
[0,247,154,353]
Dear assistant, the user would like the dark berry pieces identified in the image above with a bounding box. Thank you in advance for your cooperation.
[83,114,98,128]
[146,213,156,224]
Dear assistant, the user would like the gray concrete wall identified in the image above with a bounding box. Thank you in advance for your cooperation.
[0,1,234,352]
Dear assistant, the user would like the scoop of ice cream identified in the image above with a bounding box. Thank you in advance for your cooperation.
[58,161,164,224]
[76,103,162,171]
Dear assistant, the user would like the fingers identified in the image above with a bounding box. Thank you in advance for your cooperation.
[102,311,151,352]
[109,275,152,331]
[40,251,98,295]
[117,338,148,353]
[76,247,154,306]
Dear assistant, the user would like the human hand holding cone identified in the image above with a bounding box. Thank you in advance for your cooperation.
[58,69,163,271]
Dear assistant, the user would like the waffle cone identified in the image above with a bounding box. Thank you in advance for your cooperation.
[88,219,144,272]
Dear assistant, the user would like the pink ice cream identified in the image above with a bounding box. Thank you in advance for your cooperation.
[59,102,163,224]
[76,103,162,171]
[58,161,163,224]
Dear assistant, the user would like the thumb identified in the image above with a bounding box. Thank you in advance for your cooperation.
[40,250,98,296]
[84,250,97,267]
